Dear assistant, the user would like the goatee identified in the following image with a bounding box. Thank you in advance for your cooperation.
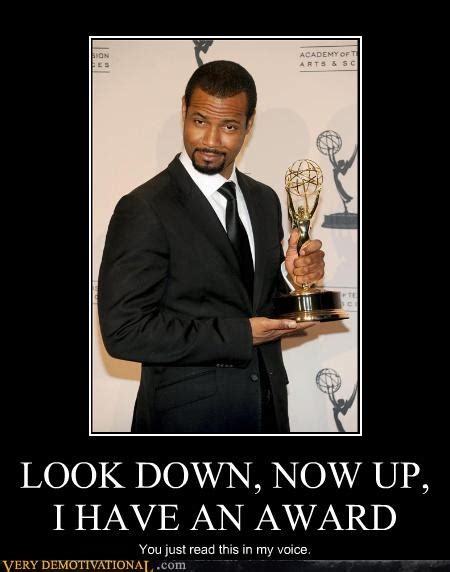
[192,149,226,175]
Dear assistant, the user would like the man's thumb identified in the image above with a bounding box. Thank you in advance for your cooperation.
[287,228,299,250]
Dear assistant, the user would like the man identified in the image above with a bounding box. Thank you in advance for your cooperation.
[98,60,325,434]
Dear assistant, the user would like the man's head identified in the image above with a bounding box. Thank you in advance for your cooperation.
[182,60,257,178]
[184,60,257,122]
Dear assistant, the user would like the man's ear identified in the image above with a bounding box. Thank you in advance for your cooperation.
[182,96,187,120]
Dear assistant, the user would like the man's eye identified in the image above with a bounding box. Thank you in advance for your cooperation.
[194,119,205,125]
[225,125,237,131]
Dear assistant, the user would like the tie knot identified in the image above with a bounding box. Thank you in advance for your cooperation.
[217,181,237,202]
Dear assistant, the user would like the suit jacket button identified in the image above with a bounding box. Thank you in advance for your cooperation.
[250,373,259,382]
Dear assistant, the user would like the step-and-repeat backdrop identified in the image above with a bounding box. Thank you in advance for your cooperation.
[92,38,359,434]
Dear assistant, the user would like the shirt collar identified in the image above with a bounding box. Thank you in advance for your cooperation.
[179,149,238,199]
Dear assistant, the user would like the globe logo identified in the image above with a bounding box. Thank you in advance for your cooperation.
[316,367,342,394]
[317,130,342,156]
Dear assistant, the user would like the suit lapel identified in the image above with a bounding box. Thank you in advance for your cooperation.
[167,157,252,310]
[237,170,267,313]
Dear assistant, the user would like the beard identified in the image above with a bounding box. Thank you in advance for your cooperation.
[191,148,226,175]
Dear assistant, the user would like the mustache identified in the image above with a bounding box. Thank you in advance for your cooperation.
[195,147,225,156]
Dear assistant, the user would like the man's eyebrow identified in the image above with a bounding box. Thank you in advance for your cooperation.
[191,111,241,124]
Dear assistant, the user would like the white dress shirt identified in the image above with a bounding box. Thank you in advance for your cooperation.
[179,150,255,268]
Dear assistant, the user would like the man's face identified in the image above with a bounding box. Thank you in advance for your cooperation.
[182,87,254,179]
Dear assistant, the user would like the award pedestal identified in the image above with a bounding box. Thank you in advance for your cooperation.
[274,288,348,322]
[322,212,358,229]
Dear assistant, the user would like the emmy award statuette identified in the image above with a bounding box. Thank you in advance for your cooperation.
[273,159,349,322]
[317,130,358,229]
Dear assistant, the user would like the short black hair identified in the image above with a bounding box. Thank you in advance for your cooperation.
[184,60,257,122]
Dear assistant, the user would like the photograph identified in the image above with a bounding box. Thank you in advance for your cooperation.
[91,37,359,435]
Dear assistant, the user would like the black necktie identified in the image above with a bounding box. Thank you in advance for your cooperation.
[217,181,254,300]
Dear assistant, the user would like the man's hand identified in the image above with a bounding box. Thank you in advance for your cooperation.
[285,229,325,289]
[250,317,317,346]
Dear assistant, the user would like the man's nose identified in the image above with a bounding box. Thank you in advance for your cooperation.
[202,125,221,148]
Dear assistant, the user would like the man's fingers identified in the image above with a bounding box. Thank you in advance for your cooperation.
[298,249,324,265]
[268,318,319,331]
[282,321,318,335]
[299,238,322,256]
[293,259,324,273]
[293,264,324,280]
[278,319,298,330]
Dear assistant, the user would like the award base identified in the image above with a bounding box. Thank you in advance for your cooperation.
[322,212,358,229]
[273,288,349,322]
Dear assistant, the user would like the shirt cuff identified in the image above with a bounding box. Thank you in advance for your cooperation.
[281,262,295,289]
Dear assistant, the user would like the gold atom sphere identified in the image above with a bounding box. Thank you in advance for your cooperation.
[285,159,323,197]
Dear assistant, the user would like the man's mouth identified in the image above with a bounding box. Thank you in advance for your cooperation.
[195,149,224,160]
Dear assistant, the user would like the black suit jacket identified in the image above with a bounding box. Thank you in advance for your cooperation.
[98,155,291,433]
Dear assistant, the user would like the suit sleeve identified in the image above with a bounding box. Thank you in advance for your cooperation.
[98,193,253,366]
